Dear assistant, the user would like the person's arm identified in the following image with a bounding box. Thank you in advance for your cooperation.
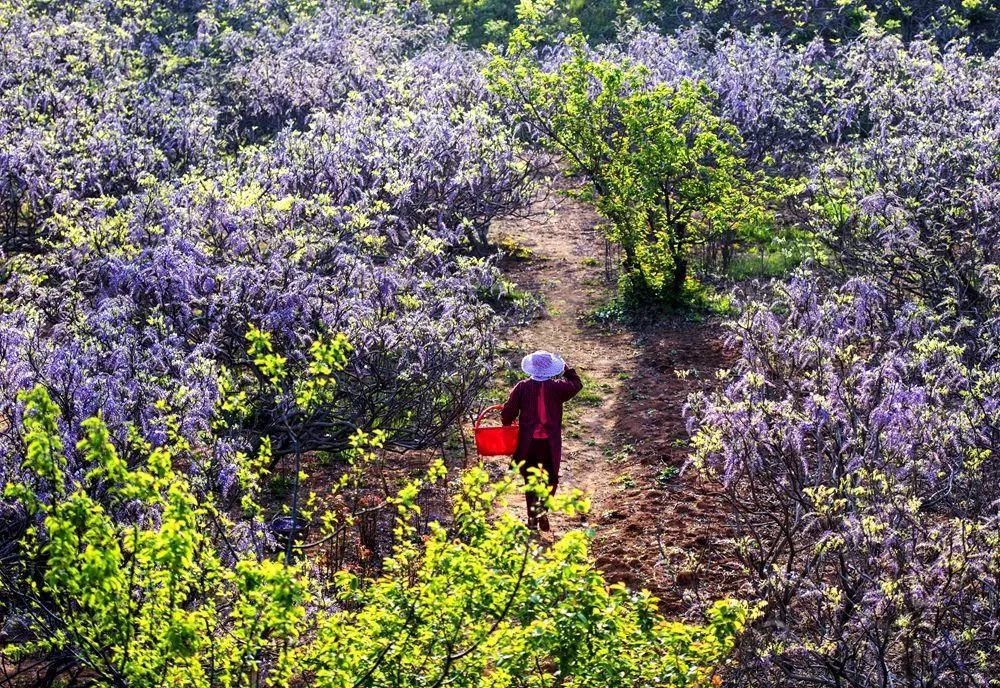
[554,367,583,401]
[501,383,521,426]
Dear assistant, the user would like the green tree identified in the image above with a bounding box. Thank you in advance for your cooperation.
[427,0,623,46]
[488,33,776,304]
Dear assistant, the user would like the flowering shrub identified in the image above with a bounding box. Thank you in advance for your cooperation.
[0,0,299,249]
[688,277,1000,686]
[2,386,751,686]
[611,26,844,171]
[668,18,1000,686]
[1,174,502,489]
[0,0,536,497]
[810,32,1000,322]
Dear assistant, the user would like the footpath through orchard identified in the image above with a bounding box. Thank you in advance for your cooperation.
[490,185,746,615]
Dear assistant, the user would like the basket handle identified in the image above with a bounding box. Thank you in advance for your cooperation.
[475,404,511,431]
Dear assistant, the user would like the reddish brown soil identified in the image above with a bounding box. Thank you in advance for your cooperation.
[491,190,746,616]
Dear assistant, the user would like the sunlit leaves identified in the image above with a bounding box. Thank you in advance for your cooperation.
[247,327,289,388]
[6,388,748,687]
[13,385,64,494]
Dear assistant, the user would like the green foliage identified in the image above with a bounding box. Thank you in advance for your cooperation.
[656,465,680,484]
[716,223,821,281]
[488,34,783,306]
[573,372,611,407]
[4,388,310,687]
[428,0,624,46]
[247,325,290,387]
[245,325,353,410]
[3,386,750,687]
[684,0,1000,49]
[10,386,65,508]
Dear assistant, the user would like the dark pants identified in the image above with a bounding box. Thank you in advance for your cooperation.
[518,439,558,520]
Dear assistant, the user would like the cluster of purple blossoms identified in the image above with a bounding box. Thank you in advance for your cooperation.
[681,25,1000,688]
[0,1,535,510]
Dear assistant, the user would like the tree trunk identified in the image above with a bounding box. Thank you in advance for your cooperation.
[622,241,638,272]
[668,218,688,301]
[670,256,688,300]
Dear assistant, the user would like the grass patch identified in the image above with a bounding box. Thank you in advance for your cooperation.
[603,443,633,464]
[717,231,826,282]
[478,278,536,310]
[613,473,636,489]
[575,372,611,407]
[496,235,533,261]
[656,466,680,485]
[725,250,802,280]
[585,283,718,325]
[586,298,630,326]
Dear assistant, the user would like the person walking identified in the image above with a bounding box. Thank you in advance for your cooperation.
[501,350,583,531]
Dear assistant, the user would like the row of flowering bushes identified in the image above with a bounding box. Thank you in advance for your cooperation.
[0,0,536,503]
[688,276,1000,686]
[0,3,758,685]
[679,22,1000,688]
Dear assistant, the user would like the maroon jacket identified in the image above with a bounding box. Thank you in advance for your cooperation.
[501,368,583,475]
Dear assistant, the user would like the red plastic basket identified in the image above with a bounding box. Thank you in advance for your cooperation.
[474,404,519,457]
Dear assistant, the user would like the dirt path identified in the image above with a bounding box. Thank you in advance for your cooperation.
[494,195,634,532]
[491,190,745,616]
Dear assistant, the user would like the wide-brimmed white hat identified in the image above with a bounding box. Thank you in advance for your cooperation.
[521,350,565,380]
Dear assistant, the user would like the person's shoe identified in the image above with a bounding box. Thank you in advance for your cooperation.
[527,516,538,530]
[537,515,550,532]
